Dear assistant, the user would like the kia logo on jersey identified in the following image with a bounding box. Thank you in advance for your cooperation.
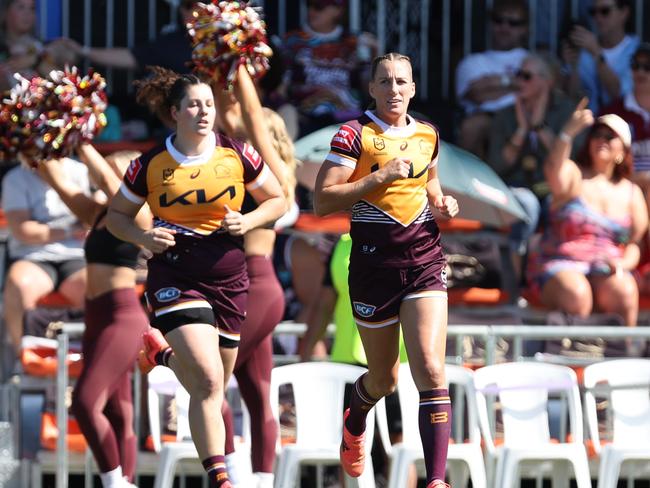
[155,287,181,302]
[159,186,236,207]
[353,302,376,318]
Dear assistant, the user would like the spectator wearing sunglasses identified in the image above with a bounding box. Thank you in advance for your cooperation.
[487,53,584,282]
[602,43,650,181]
[602,43,650,288]
[561,0,639,113]
[455,0,529,159]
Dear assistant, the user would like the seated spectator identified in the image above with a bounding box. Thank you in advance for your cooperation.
[0,0,41,91]
[561,0,639,113]
[602,43,650,295]
[487,53,585,279]
[1,155,91,353]
[455,0,529,158]
[601,43,650,203]
[529,102,648,327]
[281,0,378,136]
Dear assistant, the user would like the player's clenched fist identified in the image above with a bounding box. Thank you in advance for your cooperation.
[431,194,459,219]
[378,158,411,184]
[222,205,250,236]
[142,227,176,254]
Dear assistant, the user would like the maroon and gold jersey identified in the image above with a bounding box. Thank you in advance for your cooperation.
[120,132,268,236]
[326,111,443,267]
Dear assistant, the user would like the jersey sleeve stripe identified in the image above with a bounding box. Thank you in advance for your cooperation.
[245,163,270,191]
[119,183,146,204]
[326,152,357,169]
[429,154,439,168]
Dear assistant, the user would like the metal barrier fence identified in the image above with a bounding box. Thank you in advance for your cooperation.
[17,321,650,487]
[35,0,649,102]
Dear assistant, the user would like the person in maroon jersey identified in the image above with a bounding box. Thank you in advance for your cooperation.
[599,43,650,295]
[314,52,458,488]
[281,0,378,136]
[106,68,285,488]
[602,43,650,200]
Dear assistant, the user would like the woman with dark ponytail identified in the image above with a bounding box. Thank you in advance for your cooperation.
[106,67,285,488]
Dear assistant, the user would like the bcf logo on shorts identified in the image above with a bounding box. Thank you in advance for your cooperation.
[155,287,181,302]
[353,302,376,318]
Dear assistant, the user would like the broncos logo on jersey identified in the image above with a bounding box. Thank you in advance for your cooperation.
[327,111,439,226]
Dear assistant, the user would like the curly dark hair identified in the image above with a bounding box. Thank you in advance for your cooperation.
[133,66,205,127]
[575,124,633,182]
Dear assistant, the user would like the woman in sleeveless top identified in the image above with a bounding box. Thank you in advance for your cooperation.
[36,144,151,488]
[531,100,648,327]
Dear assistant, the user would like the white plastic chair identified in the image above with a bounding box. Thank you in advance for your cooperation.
[270,362,386,488]
[147,366,199,488]
[473,362,591,488]
[583,359,650,488]
[148,367,255,488]
[386,363,486,488]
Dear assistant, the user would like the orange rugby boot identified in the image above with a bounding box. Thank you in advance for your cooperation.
[339,408,365,477]
[138,328,170,374]
[427,480,451,488]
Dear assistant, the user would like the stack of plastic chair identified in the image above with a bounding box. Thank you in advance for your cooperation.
[473,362,591,488]
[22,332,87,488]
[149,366,255,488]
[0,421,20,487]
[583,359,650,488]
[271,362,386,488]
[148,366,201,488]
[386,363,486,488]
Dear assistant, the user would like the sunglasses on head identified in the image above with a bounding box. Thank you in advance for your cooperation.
[632,60,650,72]
[588,5,615,17]
[491,15,526,27]
[515,69,534,81]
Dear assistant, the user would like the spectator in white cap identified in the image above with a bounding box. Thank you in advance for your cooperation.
[527,97,648,332]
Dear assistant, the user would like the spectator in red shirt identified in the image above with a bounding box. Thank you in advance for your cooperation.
[602,43,650,205]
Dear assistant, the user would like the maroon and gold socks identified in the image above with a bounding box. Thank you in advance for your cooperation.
[418,388,452,482]
[155,347,172,367]
[344,374,379,436]
[202,455,230,487]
